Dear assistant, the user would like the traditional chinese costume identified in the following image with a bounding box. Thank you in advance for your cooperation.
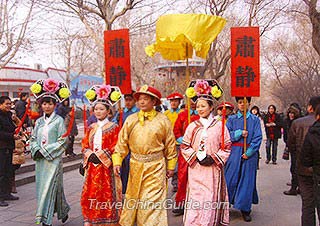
[30,112,70,225]
[112,110,177,226]
[181,117,231,226]
[224,111,262,212]
[81,119,121,226]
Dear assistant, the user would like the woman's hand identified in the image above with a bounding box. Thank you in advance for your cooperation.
[166,170,174,178]
[113,165,121,176]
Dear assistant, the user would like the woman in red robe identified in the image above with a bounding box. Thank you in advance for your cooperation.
[81,85,122,226]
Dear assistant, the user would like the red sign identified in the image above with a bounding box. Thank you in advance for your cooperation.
[231,27,260,97]
[104,29,132,94]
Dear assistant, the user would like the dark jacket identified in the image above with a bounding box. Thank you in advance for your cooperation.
[0,110,16,149]
[14,99,29,125]
[288,113,316,176]
[283,106,301,144]
[301,121,320,177]
[263,112,282,139]
[56,104,70,119]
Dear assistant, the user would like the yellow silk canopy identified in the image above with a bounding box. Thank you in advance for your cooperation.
[145,14,227,61]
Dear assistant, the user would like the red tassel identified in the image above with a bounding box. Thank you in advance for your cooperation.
[62,106,75,138]
[15,99,30,135]
[83,105,88,134]
[119,109,123,128]
[221,105,226,150]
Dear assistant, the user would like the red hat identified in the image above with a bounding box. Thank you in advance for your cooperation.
[134,85,162,106]
[167,92,183,100]
[217,102,234,110]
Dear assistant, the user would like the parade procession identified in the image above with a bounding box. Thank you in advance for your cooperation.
[1,1,320,226]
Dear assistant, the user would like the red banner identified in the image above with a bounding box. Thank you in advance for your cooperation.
[104,29,132,94]
[231,27,260,97]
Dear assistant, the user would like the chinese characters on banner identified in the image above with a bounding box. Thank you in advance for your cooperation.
[231,27,260,97]
[104,29,132,94]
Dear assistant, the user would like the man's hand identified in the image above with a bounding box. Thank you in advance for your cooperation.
[242,130,248,138]
[113,165,121,176]
[166,170,174,178]
[242,154,249,160]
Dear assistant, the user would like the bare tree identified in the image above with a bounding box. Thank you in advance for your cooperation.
[265,34,320,109]
[53,24,104,86]
[302,0,320,56]
[0,0,37,67]
[61,0,143,30]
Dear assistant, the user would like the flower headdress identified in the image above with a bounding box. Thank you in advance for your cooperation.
[30,78,71,103]
[85,84,122,106]
[185,79,223,102]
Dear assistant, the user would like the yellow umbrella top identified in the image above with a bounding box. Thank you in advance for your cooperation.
[145,14,227,61]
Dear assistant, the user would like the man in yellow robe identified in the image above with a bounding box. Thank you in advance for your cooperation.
[164,92,183,192]
[112,85,177,226]
[164,92,184,128]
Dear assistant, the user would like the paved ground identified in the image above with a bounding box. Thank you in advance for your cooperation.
[0,140,305,226]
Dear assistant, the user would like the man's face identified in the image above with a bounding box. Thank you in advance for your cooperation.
[0,99,12,112]
[138,94,155,112]
[226,108,233,115]
[190,101,196,110]
[169,99,180,110]
[125,96,136,109]
[237,99,250,112]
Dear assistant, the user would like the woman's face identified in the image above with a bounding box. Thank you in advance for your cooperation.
[251,108,258,115]
[268,106,275,114]
[196,99,213,118]
[94,103,109,120]
[289,112,295,120]
[41,101,56,115]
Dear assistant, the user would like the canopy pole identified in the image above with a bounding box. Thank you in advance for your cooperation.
[243,97,247,153]
[186,45,191,124]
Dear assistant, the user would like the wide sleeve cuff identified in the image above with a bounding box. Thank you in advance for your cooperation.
[176,136,183,144]
[245,147,255,158]
[167,157,177,171]
[96,149,112,168]
[82,148,93,168]
[234,129,243,140]
[112,153,123,166]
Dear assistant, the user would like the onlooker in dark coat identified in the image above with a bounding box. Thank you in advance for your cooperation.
[0,96,20,207]
[283,104,301,196]
[264,104,282,164]
[14,92,29,127]
[301,105,320,225]
[288,96,320,226]
[56,99,78,157]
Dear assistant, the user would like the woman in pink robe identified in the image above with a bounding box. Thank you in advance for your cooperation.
[181,96,232,226]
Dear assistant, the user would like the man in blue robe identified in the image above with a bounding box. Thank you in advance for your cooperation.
[120,91,139,195]
[225,96,262,222]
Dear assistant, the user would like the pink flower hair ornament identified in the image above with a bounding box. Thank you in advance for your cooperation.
[85,84,122,107]
[30,79,71,103]
[194,79,211,95]
[186,79,223,102]
[43,78,60,93]
[96,85,112,99]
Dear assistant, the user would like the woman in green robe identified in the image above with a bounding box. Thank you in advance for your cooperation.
[29,78,71,226]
